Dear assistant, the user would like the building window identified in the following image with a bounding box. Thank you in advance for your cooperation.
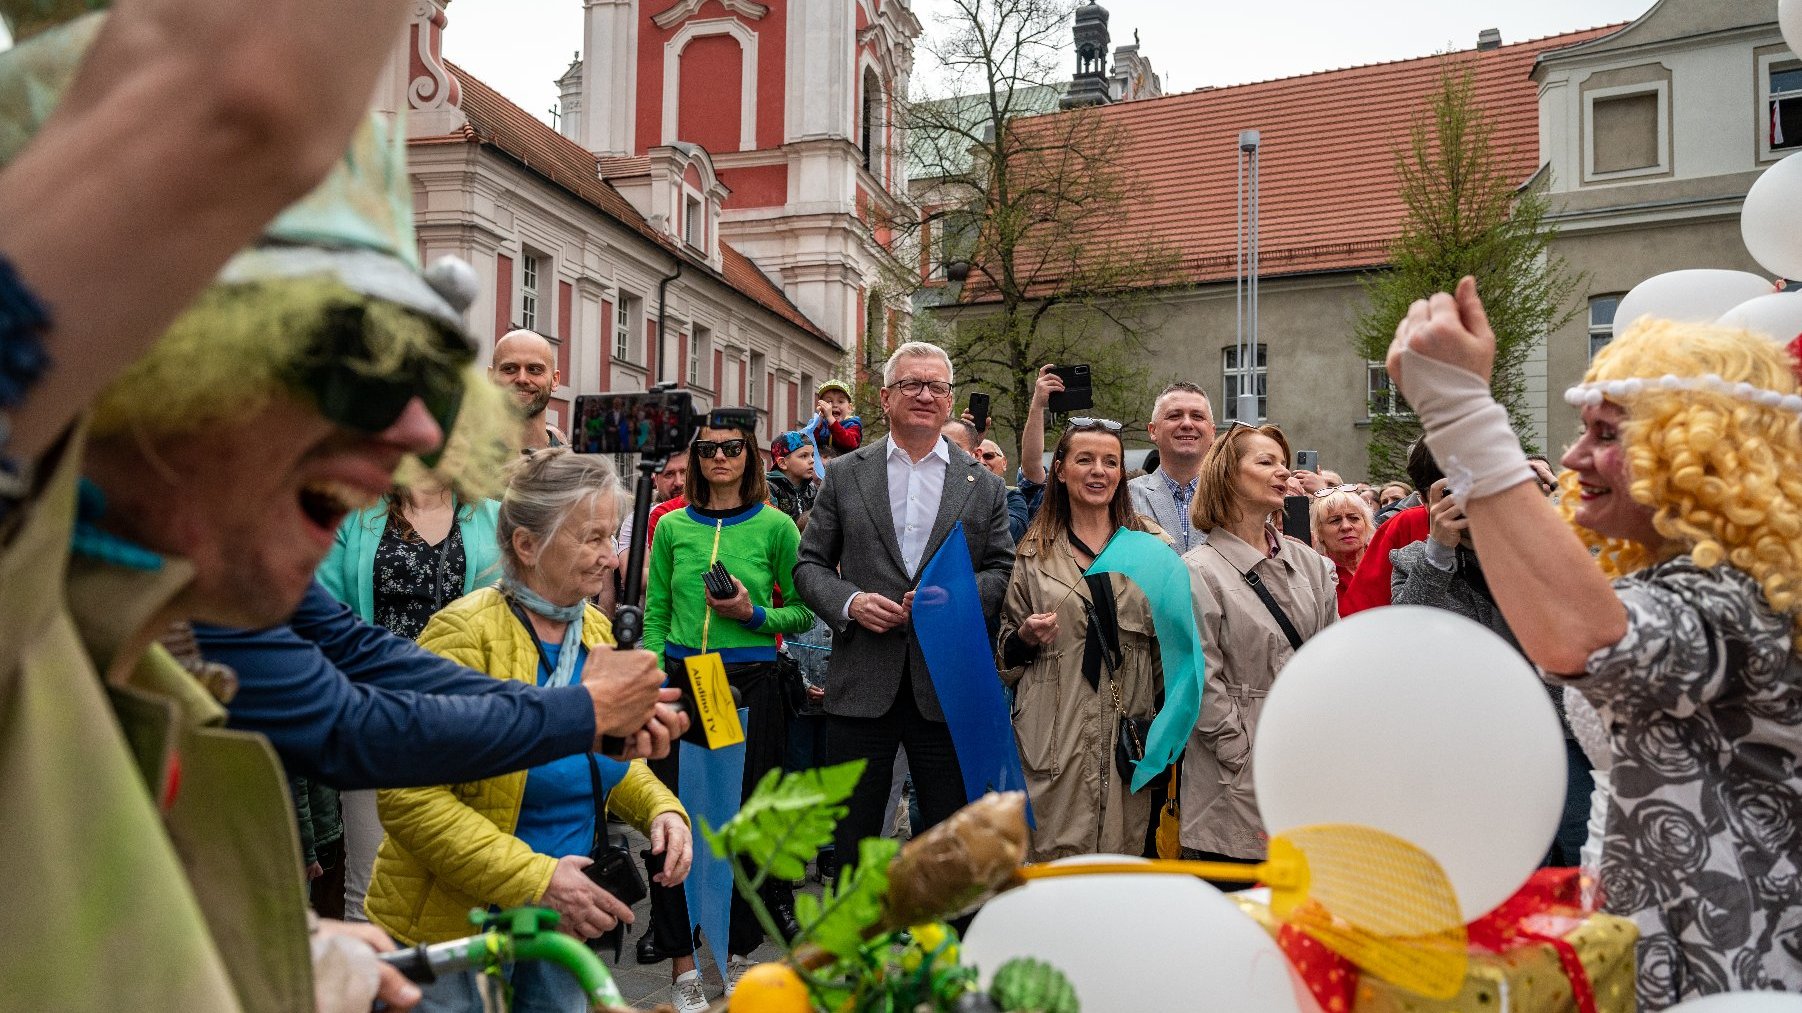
[686,329,701,385]
[614,295,636,363]
[1221,345,1267,424]
[860,67,882,176]
[748,351,766,406]
[1367,361,1407,417]
[1769,62,1802,154]
[684,196,703,248]
[519,253,542,332]
[1588,294,1620,360]
[1585,84,1668,179]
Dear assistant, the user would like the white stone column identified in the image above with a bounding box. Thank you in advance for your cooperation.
[583,0,638,157]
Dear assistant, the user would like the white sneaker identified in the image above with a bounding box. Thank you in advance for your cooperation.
[725,955,752,996]
[672,971,709,1013]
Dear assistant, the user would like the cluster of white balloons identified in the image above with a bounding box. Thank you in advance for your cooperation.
[1615,2,1802,346]
[965,609,1567,1012]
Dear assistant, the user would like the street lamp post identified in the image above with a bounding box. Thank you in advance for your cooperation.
[1236,129,1262,425]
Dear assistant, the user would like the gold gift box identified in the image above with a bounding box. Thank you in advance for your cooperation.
[1232,896,1638,1013]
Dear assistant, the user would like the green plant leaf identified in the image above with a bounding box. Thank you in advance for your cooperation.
[700,760,866,880]
[802,836,901,960]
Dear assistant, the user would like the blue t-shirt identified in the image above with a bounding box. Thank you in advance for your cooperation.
[514,640,629,858]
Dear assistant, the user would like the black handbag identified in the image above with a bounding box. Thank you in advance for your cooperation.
[584,754,647,959]
[1081,596,1169,794]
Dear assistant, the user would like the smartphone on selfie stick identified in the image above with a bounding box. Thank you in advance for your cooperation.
[571,387,747,751]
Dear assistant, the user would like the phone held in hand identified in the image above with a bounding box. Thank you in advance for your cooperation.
[1281,495,1313,543]
[1295,449,1320,474]
[968,391,991,433]
[1047,364,1093,413]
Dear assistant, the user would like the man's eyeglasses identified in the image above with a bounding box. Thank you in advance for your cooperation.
[980,451,1004,461]
[1312,484,1363,499]
[1066,416,1123,431]
[693,439,747,459]
[887,378,953,399]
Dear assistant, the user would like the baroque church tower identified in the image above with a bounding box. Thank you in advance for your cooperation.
[560,0,920,372]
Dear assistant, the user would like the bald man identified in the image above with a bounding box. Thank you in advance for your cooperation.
[491,329,565,451]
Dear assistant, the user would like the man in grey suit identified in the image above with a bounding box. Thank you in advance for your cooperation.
[794,341,1016,859]
[1127,381,1218,553]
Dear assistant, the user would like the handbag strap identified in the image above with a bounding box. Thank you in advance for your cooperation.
[1215,545,1304,650]
[1080,596,1144,756]
[587,753,609,853]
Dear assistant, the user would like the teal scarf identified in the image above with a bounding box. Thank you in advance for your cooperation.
[502,579,586,688]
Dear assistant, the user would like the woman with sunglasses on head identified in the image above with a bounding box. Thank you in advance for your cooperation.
[1308,486,1374,616]
[1182,423,1338,867]
[998,418,1173,861]
[640,419,814,1008]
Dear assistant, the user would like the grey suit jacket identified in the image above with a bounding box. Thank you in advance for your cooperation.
[793,436,1016,721]
[1128,470,1204,554]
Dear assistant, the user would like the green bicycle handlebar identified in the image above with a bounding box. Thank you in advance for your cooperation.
[378,907,626,1009]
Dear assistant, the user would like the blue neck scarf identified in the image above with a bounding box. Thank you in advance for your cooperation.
[502,578,586,688]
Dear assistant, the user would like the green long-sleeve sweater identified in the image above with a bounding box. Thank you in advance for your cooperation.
[642,502,814,661]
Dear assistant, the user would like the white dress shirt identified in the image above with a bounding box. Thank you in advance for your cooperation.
[844,436,952,618]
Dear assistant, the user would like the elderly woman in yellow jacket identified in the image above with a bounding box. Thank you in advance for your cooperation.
[367,450,692,1013]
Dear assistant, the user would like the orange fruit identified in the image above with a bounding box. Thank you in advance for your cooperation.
[726,962,810,1013]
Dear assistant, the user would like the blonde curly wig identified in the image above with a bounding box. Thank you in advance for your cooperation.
[1560,319,1802,642]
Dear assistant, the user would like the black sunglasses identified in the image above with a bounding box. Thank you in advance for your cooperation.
[291,305,474,466]
[694,438,748,459]
[1066,416,1123,432]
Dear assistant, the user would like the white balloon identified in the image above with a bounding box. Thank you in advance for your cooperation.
[1783,0,1802,68]
[1718,292,1802,345]
[1668,993,1802,1012]
[1742,153,1802,281]
[1253,608,1566,922]
[1614,270,1776,339]
[964,855,1312,1013]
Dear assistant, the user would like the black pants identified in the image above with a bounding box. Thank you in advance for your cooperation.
[645,657,790,958]
[826,670,967,863]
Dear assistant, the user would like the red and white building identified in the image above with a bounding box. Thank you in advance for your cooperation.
[376,0,918,439]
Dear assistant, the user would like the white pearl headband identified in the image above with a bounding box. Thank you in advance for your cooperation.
[1563,374,1802,414]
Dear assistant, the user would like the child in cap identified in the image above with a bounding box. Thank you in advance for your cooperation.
[813,380,861,457]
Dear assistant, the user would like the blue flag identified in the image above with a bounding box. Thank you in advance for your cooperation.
[678,713,747,984]
[1087,529,1207,792]
[912,523,1034,825]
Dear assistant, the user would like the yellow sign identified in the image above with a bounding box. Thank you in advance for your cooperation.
[684,653,745,749]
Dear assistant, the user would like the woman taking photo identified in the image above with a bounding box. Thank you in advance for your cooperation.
[365,450,692,1012]
[1390,280,1802,1008]
[316,474,502,920]
[1182,424,1337,865]
[998,419,1169,861]
[642,418,814,1004]
[1309,486,1374,616]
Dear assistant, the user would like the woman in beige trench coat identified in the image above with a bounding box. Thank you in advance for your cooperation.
[998,419,1174,861]
[1181,423,1337,863]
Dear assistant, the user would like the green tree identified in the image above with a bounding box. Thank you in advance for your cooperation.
[1353,65,1584,481]
[899,0,1180,455]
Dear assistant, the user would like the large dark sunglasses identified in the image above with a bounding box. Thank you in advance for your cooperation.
[291,305,474,465]
[694,438,748,459]
[1066,416,1123,431]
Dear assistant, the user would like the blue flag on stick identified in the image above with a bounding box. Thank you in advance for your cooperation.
[912,522,1034,826]
[678,712,748,984]
[1087,529,1207,792]
[798,414,828,480]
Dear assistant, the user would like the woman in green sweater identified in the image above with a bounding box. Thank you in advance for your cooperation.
[641,418,813,998]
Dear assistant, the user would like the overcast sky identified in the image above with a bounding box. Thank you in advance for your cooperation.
[438,0,1656,126]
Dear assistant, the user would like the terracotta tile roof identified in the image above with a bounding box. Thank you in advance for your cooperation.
[429,64,831,343]
[599,156,652,179]
[963,26,1623,302]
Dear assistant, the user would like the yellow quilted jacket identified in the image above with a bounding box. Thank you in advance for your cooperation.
[364,587,686,944]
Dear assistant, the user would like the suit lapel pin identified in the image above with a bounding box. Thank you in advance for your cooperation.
[967,474,975,482]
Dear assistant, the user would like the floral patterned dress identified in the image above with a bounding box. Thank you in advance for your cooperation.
[1572,556,1802,1009]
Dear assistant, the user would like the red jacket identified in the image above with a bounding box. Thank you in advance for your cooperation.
[1340,505,1430,615]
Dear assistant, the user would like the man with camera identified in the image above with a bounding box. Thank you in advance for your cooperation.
[795,341,1016,861]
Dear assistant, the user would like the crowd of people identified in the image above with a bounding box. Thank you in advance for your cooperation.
[3,5,1801,1013]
